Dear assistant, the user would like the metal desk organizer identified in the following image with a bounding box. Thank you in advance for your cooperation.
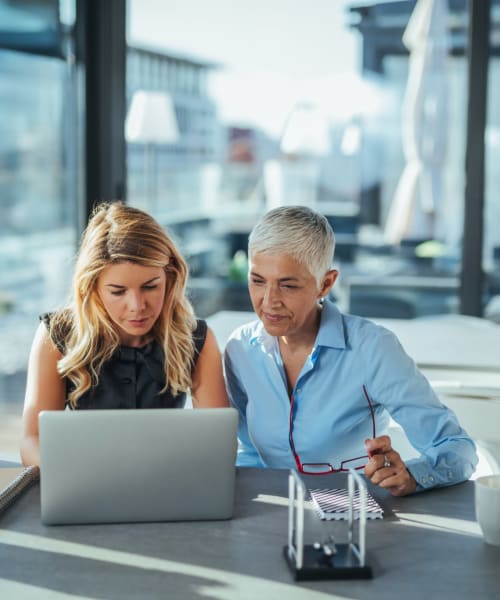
[283,469,373,580]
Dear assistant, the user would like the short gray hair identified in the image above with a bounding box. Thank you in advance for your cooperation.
[248,206,335,285]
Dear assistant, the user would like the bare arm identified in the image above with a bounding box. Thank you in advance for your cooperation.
[21,322,66,466]
[191,326,229,408]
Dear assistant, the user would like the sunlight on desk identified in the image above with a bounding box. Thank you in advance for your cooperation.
[253,493,289,508]
[393,513,482,538]
[0,580,79,599]
[0,530,346,600]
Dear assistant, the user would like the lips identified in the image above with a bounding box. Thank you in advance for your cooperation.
[263,313,286,323]
[128,317,150,326]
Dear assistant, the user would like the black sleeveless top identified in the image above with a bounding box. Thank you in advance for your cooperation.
[41,314,207,410]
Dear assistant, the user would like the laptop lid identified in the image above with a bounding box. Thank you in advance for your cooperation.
[39,407,238,525]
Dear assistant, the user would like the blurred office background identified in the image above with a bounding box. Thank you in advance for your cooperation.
[1,0,499,459]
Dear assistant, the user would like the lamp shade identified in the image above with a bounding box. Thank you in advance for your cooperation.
[125,90,179,144]
[280,102,330,157]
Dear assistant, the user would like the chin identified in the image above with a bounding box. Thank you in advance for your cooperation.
[261,321,287,336]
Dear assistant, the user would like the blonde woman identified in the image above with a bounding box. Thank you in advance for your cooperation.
[21,202,228,466]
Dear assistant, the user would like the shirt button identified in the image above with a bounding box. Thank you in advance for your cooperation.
[297,388,301,394]
[429,475,435,483]
[122,377,133,384]
[448,471,453,479]
[421,477,427,485]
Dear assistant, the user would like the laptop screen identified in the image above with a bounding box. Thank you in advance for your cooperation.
[39,407,238,525]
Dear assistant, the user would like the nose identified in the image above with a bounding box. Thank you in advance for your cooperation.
[128,291,146,313]
[263,284,281,307]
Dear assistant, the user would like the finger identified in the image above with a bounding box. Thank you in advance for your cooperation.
[370,466,401,487]
[371,471,411,498]
[386,474,416,496]
[369,464,417,496]
[365,435,392,457]
[390,472,418,496]
[388,484,410,497]
[365,449,405,482]
[364,452,394,478]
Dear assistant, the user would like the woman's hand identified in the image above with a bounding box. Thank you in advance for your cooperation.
[363,435,417,496]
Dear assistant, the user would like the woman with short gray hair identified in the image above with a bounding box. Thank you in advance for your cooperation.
[224,205,477,496]
[248,205,335,286]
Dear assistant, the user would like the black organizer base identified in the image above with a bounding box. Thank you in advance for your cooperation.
[283,544,373,581]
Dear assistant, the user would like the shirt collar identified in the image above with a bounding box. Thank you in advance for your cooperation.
[249,298,346,352]
[250,320,275,353]
[316,299,347,349]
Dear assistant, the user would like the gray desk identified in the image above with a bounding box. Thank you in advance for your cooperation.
[1,467,499,599]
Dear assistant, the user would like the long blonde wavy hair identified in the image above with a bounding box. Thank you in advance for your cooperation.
[50,202,196,408]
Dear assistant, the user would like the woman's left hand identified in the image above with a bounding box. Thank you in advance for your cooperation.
[364,435,417,496]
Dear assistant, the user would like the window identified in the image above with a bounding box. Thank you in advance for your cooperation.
[125,0,490,321]
[0,0,80,459]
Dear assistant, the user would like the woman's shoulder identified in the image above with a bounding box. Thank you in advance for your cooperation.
[341,310,403,355]
[192,318,208,354]
[39,308,73,353]
[225,318,264,357]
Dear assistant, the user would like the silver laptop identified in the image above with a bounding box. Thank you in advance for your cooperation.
[39,408,238,525]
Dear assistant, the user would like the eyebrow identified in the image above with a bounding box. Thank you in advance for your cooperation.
[250,271,301,283]
[105,276,162,289]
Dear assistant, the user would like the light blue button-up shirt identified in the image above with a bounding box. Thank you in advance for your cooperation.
[224,300,478,491]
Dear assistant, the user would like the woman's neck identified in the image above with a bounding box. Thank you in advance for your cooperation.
[278,305,322,354]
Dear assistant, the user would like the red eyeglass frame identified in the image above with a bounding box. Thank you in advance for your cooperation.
[288,384,376,475]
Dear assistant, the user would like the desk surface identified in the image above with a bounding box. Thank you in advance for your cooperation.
[1,467,499,599]
[207,310,500,372]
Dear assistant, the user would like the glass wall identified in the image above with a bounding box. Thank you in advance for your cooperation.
[125,0,494,321]
[1,0,498,459]
[0,1,80,458]
[484,41,500,323]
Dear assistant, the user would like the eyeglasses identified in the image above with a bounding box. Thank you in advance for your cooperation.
[288,385,376,475]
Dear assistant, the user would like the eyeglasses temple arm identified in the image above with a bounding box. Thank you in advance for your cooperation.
[362,385,376,439]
